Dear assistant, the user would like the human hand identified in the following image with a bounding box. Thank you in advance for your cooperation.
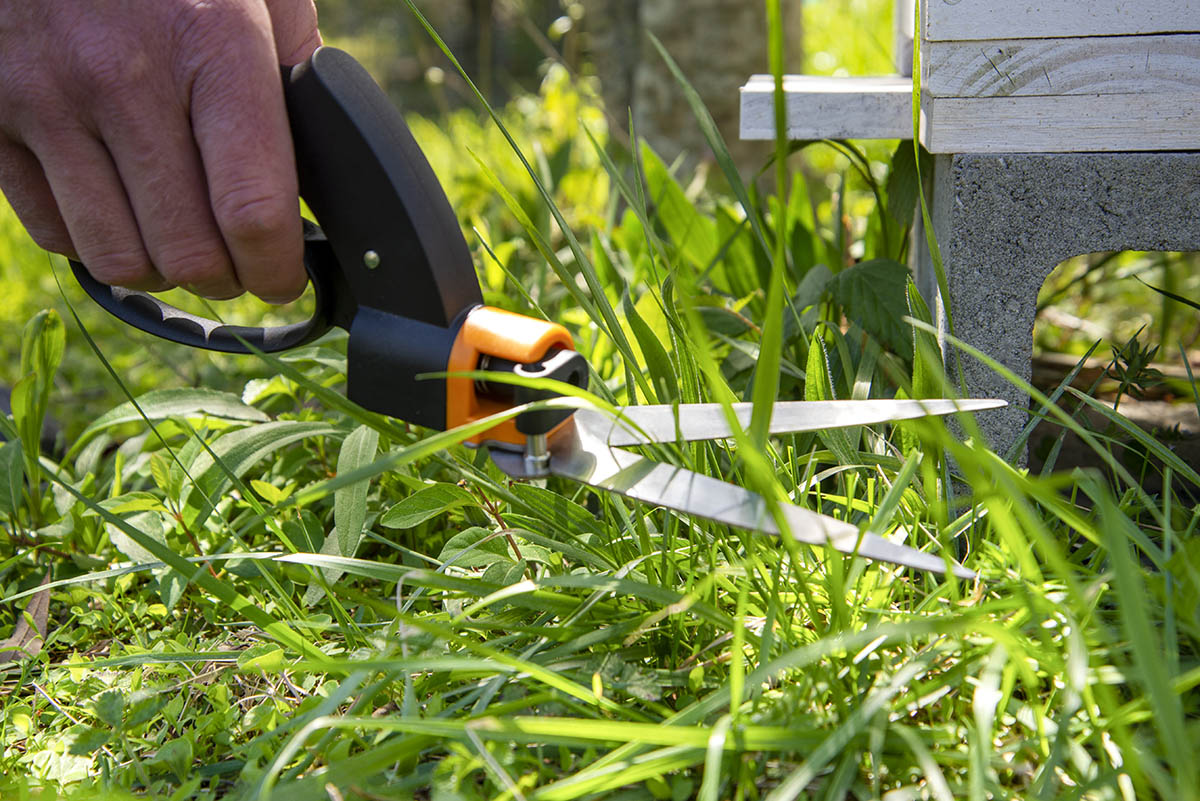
[0,0,321,303]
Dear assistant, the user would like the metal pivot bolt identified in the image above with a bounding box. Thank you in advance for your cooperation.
[523,433,550,477]
[363,250,381,269]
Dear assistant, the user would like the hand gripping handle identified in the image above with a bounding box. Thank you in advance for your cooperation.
[69,46,481,353]
[68,221,339,353]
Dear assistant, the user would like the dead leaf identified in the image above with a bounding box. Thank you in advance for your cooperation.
[0,574,50,665]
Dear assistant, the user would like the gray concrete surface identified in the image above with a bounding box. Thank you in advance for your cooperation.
[913,151,1200,459]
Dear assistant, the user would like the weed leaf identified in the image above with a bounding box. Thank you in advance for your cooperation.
[439,527,512,569]
[74,388,268,456]
[623,291,678,403]
[640,146,718,272]
[283,509,327,553]
[302,425,379,604]
[68,727,111,757]
[381,483,478,530]
[19,309,65,381]
[150,737,194,782]
[334,425,380,556]
[885,141,921,226]
[0,439,24,519]
[805,333,857,465]
[106,511,167,566]
[180,421,338,528]
[829,259,913,359]
[94,690,125,728]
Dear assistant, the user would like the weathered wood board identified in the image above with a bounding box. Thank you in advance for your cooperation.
[923,34,1200,98]
[739,75,912,141]
[923,0,1200,41]
[739,76,1200,152]
[921,92,1200,152]
[740,1,1200,152]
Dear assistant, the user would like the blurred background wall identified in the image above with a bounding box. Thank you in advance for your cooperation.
[584,0,803,170]
[315,0,803,172]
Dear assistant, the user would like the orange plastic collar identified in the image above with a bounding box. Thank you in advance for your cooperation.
[446,306,575,446]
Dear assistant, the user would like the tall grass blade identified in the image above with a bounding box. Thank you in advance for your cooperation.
[646,35,771,260]
[764,657,931,800]
[1095,485,1197,799]
[910,1,961,391]
[1005,341,1101,464]
[909,318,1170,561]
[749,0,789,450]
[1066,387,1200,489]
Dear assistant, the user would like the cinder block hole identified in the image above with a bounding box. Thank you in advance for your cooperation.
[1029,249,1200,487]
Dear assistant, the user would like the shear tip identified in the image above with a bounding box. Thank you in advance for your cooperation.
[951,565,978,581]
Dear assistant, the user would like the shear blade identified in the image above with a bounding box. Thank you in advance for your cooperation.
[489,418,975,580]
[574,398,1006,448]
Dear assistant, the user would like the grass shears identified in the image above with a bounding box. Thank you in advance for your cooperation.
[70,47,1004,580]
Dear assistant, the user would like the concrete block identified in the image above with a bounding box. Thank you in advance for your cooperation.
[915,151,1200,459]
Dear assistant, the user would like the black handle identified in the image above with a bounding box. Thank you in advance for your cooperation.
[285,47,482,329]
[68,221,342,354]
[71,46,481,354]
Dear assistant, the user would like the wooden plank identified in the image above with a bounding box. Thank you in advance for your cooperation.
[924,0,1200,41]
[739,75,912,141]
[921,92,1200,152]
[924,34,1200,98]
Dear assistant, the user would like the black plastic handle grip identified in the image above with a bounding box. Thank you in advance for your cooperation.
[68,221,339,354]
[286,47,482,329]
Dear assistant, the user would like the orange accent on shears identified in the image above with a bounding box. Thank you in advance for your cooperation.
[446,306,575,446]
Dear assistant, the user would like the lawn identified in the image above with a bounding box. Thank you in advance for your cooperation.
[1,2,1197,800]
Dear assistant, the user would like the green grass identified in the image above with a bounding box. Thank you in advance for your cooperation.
[1,3,1198,800]
[1037,250,1200,359]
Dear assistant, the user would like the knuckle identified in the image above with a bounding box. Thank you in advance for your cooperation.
[154,239,238,294]
[171,0,257,55]
[278,27,322,67]
[0,67,64,133]
[68,38,148,100]
[212,185,294,245]
[157,245,218,284]
[248,269,306,304]
[170,1,275,97]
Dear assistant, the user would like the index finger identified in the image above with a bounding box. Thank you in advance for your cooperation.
[184,4,306,304]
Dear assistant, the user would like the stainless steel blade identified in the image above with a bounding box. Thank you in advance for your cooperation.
[573,398,1007,448]
[490,420,976,580]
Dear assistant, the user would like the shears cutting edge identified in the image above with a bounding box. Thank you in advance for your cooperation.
[69,47,1004,580]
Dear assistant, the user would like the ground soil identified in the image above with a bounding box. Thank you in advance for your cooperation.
[1028,352,1200,498]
